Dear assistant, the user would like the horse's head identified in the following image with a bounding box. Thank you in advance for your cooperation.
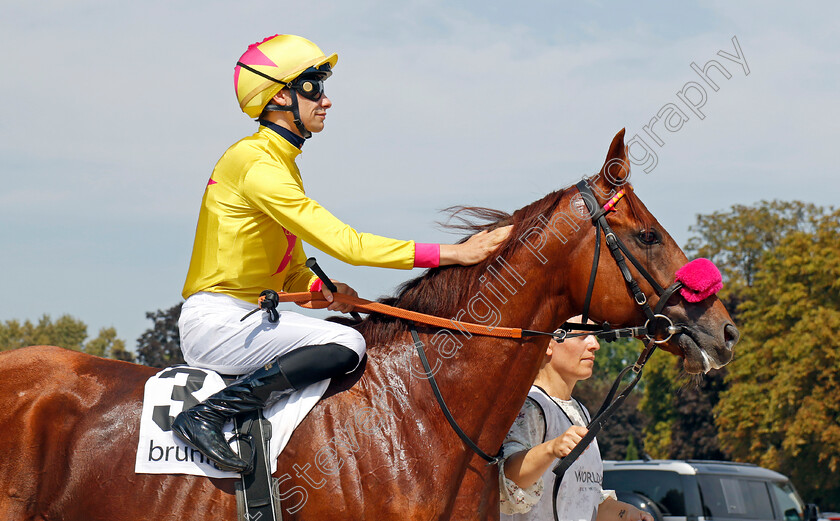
[561,129,738,374]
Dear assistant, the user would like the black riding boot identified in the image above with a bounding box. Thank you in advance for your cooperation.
[172,343,359,473]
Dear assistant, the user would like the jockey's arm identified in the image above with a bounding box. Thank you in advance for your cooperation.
[283,236,325,293]
[243,164,512,270]
[302,226,512,313]
[243,168,419,268]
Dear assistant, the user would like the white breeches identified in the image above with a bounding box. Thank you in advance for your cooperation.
[178,292,366,375]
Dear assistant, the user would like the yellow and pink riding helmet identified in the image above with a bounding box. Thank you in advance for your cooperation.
[234,34,337,137]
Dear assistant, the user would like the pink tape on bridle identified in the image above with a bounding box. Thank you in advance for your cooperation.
[602,190,626,213]
[675,258,723,303]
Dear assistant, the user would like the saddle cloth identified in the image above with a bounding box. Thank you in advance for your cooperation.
[134,365,329,478]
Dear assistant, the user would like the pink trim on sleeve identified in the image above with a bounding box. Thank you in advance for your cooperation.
[414,243,441,268]
[309,278,323,292]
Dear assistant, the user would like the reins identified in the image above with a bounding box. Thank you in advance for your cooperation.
[271,290,528,338]
[266,291,653,343]
[409,326,503,465]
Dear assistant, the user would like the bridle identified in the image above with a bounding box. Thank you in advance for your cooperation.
[402,177,697,475]
[566,179,685,350]
[545,179,689,521]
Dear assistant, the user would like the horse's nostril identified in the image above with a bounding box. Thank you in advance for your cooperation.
[724,324,740,350]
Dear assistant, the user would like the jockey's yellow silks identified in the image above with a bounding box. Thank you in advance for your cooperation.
[182,125,424,303]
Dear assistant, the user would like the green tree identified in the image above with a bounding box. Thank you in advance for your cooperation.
[136,303,185,368]
[685,200,825,320]
[625,433,639,461]
[641,356,729,461]
[668,368,727,460]
[716,209,840,508]
[590,338,648,383]
[0,314,88,352]
[639,200,828,462]
[638,349,680,459]
[576,374,649,461]
[85,327,135,362]
[0,315,133,362]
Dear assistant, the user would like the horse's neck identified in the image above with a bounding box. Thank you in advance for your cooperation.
[392,242,577,453]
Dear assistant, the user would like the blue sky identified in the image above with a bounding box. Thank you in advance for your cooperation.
[1,1,837,350]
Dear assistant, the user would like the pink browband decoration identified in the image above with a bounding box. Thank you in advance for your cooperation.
[603,190,626,212]
[675,258,723,303]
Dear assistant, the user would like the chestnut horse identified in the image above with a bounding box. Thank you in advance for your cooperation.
[0,130,738,521]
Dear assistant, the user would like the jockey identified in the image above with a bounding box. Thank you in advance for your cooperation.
[173,34,511,473]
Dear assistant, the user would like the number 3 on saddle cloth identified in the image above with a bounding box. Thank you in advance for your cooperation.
[134,365,329,478]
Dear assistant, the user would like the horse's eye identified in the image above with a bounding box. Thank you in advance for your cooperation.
[638,229,661,246]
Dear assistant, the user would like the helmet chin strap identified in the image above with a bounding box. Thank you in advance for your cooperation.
[264,90,311,139]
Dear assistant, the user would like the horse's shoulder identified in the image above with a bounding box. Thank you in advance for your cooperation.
[319,342,414,410]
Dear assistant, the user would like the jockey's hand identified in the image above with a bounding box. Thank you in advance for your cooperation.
[547,425,589,458]
[320,280,358,314]
[440,225,513,266]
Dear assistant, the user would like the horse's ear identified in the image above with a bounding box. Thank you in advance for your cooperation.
[594,128,630,193]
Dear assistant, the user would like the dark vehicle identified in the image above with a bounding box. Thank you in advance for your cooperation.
[603,460,818,521]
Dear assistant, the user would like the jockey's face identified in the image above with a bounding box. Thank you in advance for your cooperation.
[294,88,332,135]
[269,87,333,136]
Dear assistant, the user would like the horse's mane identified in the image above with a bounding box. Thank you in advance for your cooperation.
[356,187,572,347]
